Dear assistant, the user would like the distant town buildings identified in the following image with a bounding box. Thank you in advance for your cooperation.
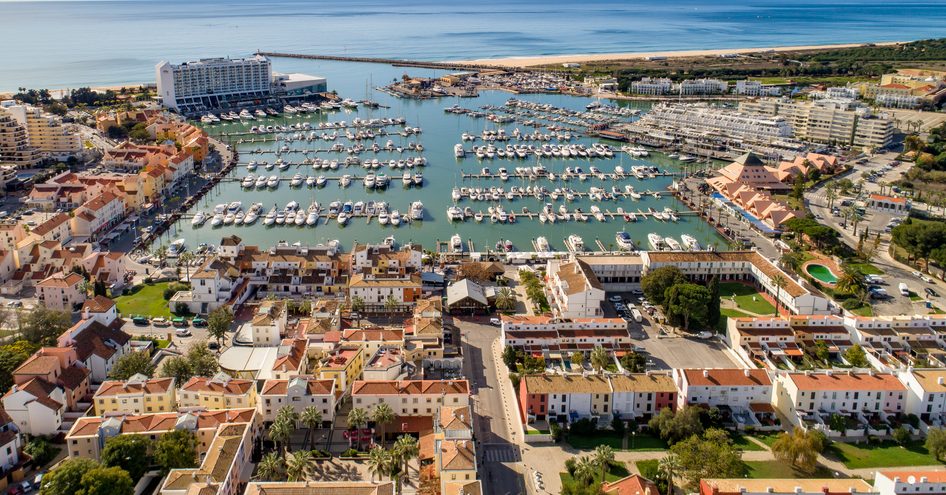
[739,97,895,149]
[0,100,80,167]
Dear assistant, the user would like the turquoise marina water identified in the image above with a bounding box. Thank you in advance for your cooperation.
[160,60,725,252]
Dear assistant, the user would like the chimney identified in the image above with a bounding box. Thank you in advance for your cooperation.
[744,369,751,377]
[703,369,710,378]
[938,377,944,386]
[921,478,928,484]
[821,486,829,495]
[826,370,833,377]
[767,488,775,493]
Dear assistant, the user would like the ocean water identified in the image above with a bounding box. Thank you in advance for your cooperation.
[4,0,946,91]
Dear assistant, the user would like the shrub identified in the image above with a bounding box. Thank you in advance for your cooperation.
[341,448,360,457]
[570,418,597,436]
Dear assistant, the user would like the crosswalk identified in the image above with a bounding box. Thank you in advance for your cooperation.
[481,444,521,463]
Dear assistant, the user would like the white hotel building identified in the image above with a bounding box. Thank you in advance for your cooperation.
[637,103,794,143]
[156,55,273,114]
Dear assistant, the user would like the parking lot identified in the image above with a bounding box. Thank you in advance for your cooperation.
[606,293,741,370]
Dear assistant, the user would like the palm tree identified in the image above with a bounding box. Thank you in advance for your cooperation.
[825,183,839,210]
[590,346,610,373]
[393,434,420,476]
[255,451,284,481]
[268,418,291,453]
[771,274,786,316]
[178,251,196,281]
[835,264,866,296]
[494,287,516,311]
[658,453,681,495]
[593,445,615,484]
[384,295,400,314]
[301,406,323,450]
[367,445,392,482]
[372,403,395,446]
[573,456,596,486]
[350,296,365,326]
[284,450,313,482]
[274,406,299,449]
[348,407,368,450]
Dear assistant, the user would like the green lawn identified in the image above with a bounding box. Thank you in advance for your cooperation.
[114,282,173,318]
[561,461,630,488]
[567,431,667,451]
[752,433,782,448]
[847,262,883,275]
[720,283,777,315]
[909,291,924,302]
[730,433,766,451]
[827,440,941,469]
[850,305,874,317]
[717,308,752,333]
[745,461,833,479]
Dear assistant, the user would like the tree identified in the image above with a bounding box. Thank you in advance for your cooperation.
[372,402,395,446]
[101,434,150,480]
[384,295,400,313]
[41,458,99,495]
[393,434,420,489]
[0,340,40,390]
[828,413,848,433]
[571,351,585,368]
[670,428,745,490]
[256,451,284,481]
[494,287,516,311]
[648,406,704,445]
[593,445,615,484]
[620,352,647,373]
[926,427,946,461]
[153,429,198,473]
[664,283,711,330]
[160,356,192,383]
[269,418,291,452]
[284,450,313,482]
[771,428,826,474]
[812,340,830,364]
[21,306,72,344]
[893,426,911,446]
[367,446,392,482]
[707,275,721,326]
[502,346,518,370]
[844,344,869,368]
[79,466,134,495]
[835,264,866,296]
[177,251,196,281]
[825,182,839,210]
[791,173,806,200]
[301,406,323,450]
[207,306,233,347]
[658,453,681,495]
[108,352,156,380]
[23,437,56,467]
[771,274,786,316]
[590,346,610,373]
[641,266,684,306]
[186,342,220,377]
[350,296,365,320]
[348,407,369,450]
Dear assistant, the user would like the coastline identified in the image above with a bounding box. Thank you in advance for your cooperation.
[447,41,906,68]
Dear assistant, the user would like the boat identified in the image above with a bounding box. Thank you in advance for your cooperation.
[678,154,697,163]
[648,233,665,251]
[241,175,255,188]
[474,211,484,222]
[390,210,401,226]
[191,212,207,226]
[567,234,584,251]
[337,211,350,225]
[383,235,396,248]
[535,236,550,252]
[454,144,465,158]
[364,174,376,188]
[267,175,280,188]
[294,210,306,226]
[664,236,682,251]
[615,231,635,250]
[447,206,464,222]
[263,208,277,226]
[290,174,303,187]
[167,239,186,257]
[681,234,702,251]
[413,173,423,186]
[340,175,352,188]
[402,172,412,186]
[410,201,424,220]
[450,234,463,253]
[316,175,327,187]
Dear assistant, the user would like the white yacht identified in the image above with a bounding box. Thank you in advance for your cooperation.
[450,234,463,253]
[263,208,277,226]
[567,234,584,251]
[454,144,465,158]
[648,233,665,251]
[267,175,280,188]
[290,174,303,187]
[167,239,186,257]
[681,234,702,251]
[340,175,352,188]
[191,212,207,226]
[615,231,635,250]
[316,175,328,187]
[242,175,256,188]
[390,210,401,226]
[410,201,424,221]
[535,236,550,252]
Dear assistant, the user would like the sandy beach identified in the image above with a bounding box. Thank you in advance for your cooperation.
[450,41,904,68]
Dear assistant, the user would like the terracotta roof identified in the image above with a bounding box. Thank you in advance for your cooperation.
[788,371,905,391]
[878,471,946,483]
[521,374,612,394]
[59,365,90,390]
[31,213,70,236]
[260,377,335,396]
[609,373,676,393]
[14,355,60,376]
[438,405,472,431]
[555,259,603,295]
[95,377,174,397]
[699,479,872,495]
[909,370,946,393]
[682,368,772,387]
[73,321,131,361]
[243,482,394,495]
[37,271,84,288]
[351,379,470,396]
[440,440,476,471]
[68,408,256,437]
[603,474,660,495]
[181,375,253,395]
[646,251,805,298]
[82,295,116,313]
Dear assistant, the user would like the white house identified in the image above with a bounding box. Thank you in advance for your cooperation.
[1,378,65,435]
[874,471,946,495]
[773,371,907,429]
[899,369,946,425]
[258,376,336,426]
[545,258,606,318]
[673,368,773,409]
[250,300,287,346]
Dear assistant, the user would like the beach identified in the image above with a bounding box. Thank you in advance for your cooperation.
[449,42,905,68]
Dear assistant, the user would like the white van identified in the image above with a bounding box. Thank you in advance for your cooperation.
[899,282,910,296]
[630,308,643,323]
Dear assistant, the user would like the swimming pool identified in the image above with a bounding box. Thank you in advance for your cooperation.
[806,264,838,284]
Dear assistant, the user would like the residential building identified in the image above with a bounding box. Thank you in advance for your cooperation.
[699,479,875,495]
[36,270,86,310]
[628,103,794,146]
[12,347,90,409]
[678,78,728,95]
[0,101,80,160]
[243,482,395,495]
[674,368,772,408]
[250,300,287,346]
[445,278,492,314]
[0,111,39,168]
[629,78,673,96]
[258,376,336,426]
[545,258,605,318]
[351,380,470,417]
[899,369,946,425]
[93,375,176,415]
[518,374,613,424]
[2,378,66,435]
[874,471,946,495]
[734,80,782,97]
[160,422,253,495]
[609,373,677,420]
[316,344,365,392]
[57,316,132,383]
[739,98,895,149]
[362,346,410,381]
[65,408,258,459]
[602,475,660,495]
[156,56,273,114]
[773,371,907,432]
[726,316,802,369]
[178,372,257,410]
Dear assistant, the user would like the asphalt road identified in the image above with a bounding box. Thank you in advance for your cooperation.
[458,318,526,495]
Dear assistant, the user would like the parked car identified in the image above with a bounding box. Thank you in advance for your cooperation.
[152,317,170,327]
[192,317,208,327]
[926,287,940,298]
[132,315,149,325]
[174,328,191,337]
[172,317,188,328]
[608,295,622,302]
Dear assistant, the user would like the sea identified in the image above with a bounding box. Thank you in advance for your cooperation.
[5,0,946,252]
[4,0,946,92]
